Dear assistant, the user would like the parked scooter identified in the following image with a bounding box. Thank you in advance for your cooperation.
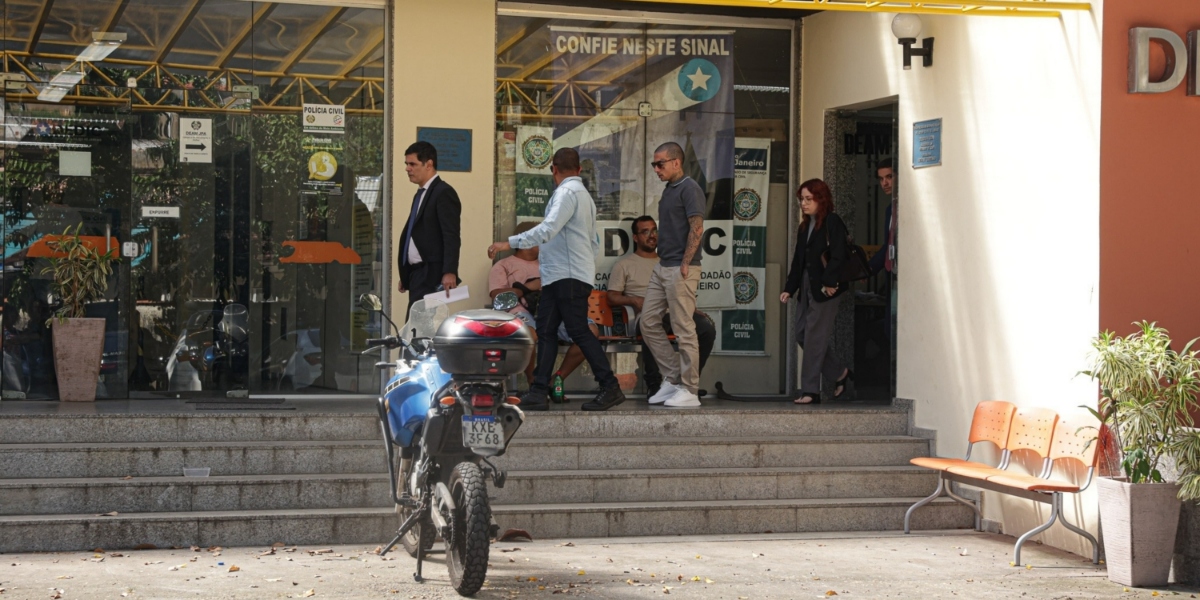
[360,293,533,596]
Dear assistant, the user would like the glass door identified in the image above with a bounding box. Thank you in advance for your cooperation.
[127,108,251,397]
[1,85,132,399]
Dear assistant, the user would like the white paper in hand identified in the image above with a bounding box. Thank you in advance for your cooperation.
[423,284,470,307]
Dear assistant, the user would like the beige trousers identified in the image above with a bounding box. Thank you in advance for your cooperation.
[641,263,702,394]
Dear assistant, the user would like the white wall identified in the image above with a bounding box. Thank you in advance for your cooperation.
[390,0,498,318]
[801,8,1102,556]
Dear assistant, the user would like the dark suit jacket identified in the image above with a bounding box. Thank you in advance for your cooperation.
[868,201,894,276]
[784,212,848,303]
[398,176,461,289]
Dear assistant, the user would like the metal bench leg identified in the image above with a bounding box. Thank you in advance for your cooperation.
[905,476,945,534]
[1013,495,1060,566]
[1055,493,1100,564]
[945,484,983,527]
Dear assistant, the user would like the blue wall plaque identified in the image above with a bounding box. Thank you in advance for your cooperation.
[416,127,472,172]
[912,118,942,169]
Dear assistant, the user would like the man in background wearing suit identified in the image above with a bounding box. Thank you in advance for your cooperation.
[398,141,461,317]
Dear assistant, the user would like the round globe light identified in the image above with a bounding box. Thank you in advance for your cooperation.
[891,14,923,40]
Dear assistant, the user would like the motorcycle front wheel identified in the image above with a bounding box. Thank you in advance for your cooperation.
[396,457,435,557]
[445,461,490,596]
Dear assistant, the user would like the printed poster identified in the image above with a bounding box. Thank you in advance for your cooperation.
[713,138,771,355]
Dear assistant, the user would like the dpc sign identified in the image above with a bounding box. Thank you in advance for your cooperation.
[1129,27,1200,95]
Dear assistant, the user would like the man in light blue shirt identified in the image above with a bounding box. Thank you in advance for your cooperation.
[487,148,624,412]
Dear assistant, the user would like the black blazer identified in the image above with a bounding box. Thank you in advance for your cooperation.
[784,212,848,303]
[398,176,462,288]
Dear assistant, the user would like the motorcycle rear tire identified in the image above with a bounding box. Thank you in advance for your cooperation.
[445,461,490,596]
[396,458,435,557]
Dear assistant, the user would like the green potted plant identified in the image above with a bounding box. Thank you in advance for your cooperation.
[42,224,118,402]
[1082,321,1200,587]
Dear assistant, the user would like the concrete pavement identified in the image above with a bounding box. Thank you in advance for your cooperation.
[0,530,1192,599]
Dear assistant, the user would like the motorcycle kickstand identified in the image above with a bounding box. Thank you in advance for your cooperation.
[379,498,426,558]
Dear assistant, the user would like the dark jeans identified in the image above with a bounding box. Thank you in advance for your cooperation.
[640,312,715,389]
[532,278,616,391]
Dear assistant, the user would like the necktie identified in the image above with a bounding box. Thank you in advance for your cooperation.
[884,201,896,273]
[401,188,425,266]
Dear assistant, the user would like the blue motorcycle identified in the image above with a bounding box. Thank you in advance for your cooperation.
[359,293,533,596]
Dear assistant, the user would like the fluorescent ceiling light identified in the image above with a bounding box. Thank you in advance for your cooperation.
[76,31,126,62]
[48,71,84,87]
[37,86,70,103]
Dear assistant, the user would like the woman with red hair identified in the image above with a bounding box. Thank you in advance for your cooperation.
[780,178,852,405]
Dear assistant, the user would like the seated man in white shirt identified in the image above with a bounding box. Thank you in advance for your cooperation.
[606,216,716,399]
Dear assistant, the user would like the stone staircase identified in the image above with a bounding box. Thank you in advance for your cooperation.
[0,403,972,552]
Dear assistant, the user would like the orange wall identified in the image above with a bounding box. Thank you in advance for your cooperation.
[1100,1,1200,338]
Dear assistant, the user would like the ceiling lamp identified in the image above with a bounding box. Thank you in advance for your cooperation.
[75,31,126,62]
[36,85,70,103]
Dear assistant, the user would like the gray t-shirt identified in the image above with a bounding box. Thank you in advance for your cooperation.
[657,176,706,267]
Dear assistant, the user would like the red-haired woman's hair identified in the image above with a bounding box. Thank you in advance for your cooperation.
[798,178,834,233]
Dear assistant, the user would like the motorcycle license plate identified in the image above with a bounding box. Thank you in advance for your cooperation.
[461,415,504,451]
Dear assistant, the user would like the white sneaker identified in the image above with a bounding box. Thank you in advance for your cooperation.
[663,389,701,408]
[648,381,680,405]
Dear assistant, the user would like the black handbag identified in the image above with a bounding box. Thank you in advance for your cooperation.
[822,228,872,285]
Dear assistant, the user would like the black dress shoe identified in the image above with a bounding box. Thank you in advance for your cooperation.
[581,386,626,411]
[520,389,550,411]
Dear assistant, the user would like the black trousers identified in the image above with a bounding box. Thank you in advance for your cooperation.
[640,312,716,389]
[404,262,443,320]
[532,278,616,391]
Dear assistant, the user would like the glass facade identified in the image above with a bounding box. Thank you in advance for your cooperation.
[0,0,387,399]
[494,12,793,392]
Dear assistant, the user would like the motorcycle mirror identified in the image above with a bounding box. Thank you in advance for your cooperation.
[359,293,383,312]
[492,291,519,312]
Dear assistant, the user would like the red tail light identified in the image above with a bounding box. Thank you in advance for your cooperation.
[471,393,495,408]
[454,316,522,337]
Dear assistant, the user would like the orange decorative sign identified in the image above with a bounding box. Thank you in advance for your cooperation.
[280,241,361,265]
[26,235,120,258]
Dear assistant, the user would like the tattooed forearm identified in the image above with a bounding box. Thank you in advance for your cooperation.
[681,215,704,268]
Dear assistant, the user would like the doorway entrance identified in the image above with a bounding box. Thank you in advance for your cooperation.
[822,100,898,402]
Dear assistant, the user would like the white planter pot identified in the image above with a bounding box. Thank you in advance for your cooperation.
[1096,476,1182,587]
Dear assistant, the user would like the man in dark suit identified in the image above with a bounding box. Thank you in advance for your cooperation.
[398,141,461,317]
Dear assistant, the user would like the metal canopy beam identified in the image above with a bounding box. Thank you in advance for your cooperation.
[277,7,349,75]
[153,0,205,63]
[497,17,550,56]
[101,0,131,33]
[26,0,56,53]
[335,27,385,79]
[611,0,1090,17]
[212,2,277,69]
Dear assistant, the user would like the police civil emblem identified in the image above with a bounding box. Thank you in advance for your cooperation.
[733,272,759,305]
[522,135,553,170]
[733,188,762,221]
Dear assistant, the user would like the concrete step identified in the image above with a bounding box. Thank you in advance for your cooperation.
[494,435,931,471]
[0,474,392,515]
[0,413,380,444]
[0,440,387,478]
[494,497,974,538]
[0,497,972,553]
[518,407,910,438]
[0,407,909,444]
[0,508,396,553]
[494,466,940,504]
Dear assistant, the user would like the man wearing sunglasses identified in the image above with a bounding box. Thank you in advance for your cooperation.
[640,142,705,408]
[608,216,716,399]
[486,148,625,412]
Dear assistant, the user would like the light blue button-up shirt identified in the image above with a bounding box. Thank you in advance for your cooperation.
[508,176,599,286]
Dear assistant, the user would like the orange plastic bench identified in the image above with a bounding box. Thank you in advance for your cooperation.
[905,403,1101,566]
